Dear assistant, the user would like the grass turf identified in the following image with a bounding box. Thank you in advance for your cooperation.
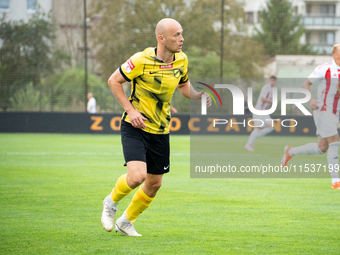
[0,133,339,254]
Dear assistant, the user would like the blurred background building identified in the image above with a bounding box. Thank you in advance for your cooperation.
[0,0,51,21]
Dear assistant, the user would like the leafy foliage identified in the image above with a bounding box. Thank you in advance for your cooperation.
[7,69,113,112]
[42,68,113,112]
[186,46,239,78]
[9,83,44,111]
[254,0,316,56]
[0,11,56,110]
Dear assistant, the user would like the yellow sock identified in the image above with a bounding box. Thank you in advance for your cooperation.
[111,174,133,203]
[125,186,154,222]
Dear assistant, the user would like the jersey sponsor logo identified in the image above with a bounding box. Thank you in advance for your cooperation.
[160,64,173,69]
[124,59,135,73]
[128,59,135,69]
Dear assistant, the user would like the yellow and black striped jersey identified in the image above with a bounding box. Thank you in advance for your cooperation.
[119,47,189,134]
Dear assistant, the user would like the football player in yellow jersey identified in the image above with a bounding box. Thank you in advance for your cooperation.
[101,18,211,236]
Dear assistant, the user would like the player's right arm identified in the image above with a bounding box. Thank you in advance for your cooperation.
[108,69,147,129]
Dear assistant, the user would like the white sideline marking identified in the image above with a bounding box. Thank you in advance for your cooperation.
[0,152,120,155]
[1,152,258,157]
[191,153,263,157]
[172,153,186,156]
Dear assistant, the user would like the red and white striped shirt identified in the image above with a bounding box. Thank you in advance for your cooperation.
[255,83,273,110]
[308,60,340,116]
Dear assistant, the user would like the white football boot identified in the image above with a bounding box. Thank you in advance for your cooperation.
[115,218,142,236]
[101,195,117,232]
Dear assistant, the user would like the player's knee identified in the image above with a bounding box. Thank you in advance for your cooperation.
[147,179,162,192]
[134,173,147,185]
[319,144,328,153]
[152,181,162,191]
[127,172,146,189]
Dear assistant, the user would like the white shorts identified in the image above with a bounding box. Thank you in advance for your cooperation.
[313,110,339,138]
[251,114,272,128]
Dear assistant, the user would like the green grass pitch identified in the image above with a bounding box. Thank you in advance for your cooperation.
[0,133,339,254]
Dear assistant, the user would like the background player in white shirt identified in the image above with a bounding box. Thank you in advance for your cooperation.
[87,92,97,113]
[244,76,277,151]
[281,44,340,189]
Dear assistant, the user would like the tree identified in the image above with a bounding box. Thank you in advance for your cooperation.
[254,0,315,56]
[227,36,266,78]
[0,10,55,110]
[186,47,239,78]
[42,68,112,112]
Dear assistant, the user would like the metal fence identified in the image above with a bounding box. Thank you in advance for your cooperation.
[5,85,119,113]
[2,79,313,115]
[3,84,195,114]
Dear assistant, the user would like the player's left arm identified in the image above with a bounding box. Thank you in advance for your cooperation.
[177,81,212,107]
[305,65,323,110]
[261,97,272,104]
[177,55,211,106]
[302,79,318,110]
[260,86,272,104]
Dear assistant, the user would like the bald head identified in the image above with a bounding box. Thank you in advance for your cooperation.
[155,18,182,38]
[333,44,340,66]
[332,44,340,55]
[154,18,184,59]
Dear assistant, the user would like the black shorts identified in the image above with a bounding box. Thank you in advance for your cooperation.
[121,120,170,175]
